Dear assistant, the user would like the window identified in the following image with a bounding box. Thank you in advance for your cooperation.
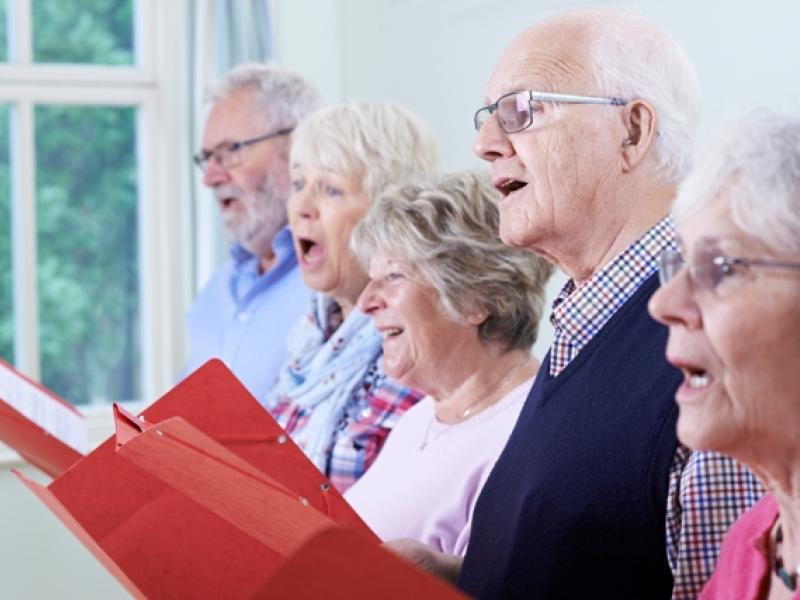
[32,0,134,66]
[36,104,140,404]
[0,104,10,364]
[0,1,6,64]
[0,0,191,408]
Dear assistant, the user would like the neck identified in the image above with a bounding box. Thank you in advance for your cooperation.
[430,348,537,424]
[259,251,276,274]
[552,180,675,285]
[336,297,357,320]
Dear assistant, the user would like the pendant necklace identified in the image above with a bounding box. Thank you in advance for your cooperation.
[418,359,529,451]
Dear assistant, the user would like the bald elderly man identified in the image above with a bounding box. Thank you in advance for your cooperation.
[390,8,762,599]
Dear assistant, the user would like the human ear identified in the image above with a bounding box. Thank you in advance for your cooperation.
[466,309,489,326]
[620,99,657,172]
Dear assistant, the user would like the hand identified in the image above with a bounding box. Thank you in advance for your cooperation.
[384,538,463,585]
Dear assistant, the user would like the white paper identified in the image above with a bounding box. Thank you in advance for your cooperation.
[0,362,87,453]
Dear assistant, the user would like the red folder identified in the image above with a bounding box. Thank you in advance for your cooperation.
[0,357,84,477]
[256,527,469,599]
[15,359,376,599]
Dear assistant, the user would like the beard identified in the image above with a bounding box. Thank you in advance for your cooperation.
[218,177,288,259]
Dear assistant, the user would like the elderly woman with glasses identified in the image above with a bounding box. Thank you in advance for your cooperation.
[649,110,800,599]
[262,101,438,493]
[343,171,552,555]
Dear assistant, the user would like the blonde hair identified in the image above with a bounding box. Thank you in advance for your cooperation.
[353,171,552,351]
[290,100,438,199]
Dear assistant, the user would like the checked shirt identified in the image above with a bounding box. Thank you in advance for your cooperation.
[548,215,763,600]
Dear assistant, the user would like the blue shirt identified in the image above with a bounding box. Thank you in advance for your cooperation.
[182,227,311,400]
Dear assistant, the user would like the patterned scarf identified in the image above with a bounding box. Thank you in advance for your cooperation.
[264,293,383,471]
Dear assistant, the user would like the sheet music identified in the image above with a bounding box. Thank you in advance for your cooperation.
[0,362,87,453]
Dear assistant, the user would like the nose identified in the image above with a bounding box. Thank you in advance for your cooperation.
[288,185,319,223]
[202,157,230,187]
[357,278,386,316]
[473,113,514,162]
[648,270,702,331]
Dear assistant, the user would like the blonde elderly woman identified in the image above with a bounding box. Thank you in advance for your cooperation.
[649,111,800,599]
[262,101,437,492]
[344,171,551,555]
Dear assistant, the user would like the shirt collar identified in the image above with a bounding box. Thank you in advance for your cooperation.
[229,225,296,273]
[549,215,676,345]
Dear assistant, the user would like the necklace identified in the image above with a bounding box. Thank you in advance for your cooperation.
[418,397,487,451]
[418,358,530,451]
[773,524,800,591]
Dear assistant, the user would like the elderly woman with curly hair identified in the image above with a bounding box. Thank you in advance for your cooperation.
[262,101,438,492]
[649,111,800,599]
[344,171,552,555]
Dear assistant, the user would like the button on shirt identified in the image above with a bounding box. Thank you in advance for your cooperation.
[183,227,311,400]
[548,215,763,600]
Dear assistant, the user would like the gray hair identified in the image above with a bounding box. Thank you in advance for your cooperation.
[352,171,553,351]
[290,100,439,200]
[673,110,800,254]
[205,62,322,129]
[561,8,701,182]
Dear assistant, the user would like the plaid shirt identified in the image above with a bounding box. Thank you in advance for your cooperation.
[549,215,762,599]
[271,304,421,493]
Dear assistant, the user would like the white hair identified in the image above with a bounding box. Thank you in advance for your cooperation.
[205,62,322,129]
[673,109,800,254]
[290,101,439,200]
[559,8,701,182]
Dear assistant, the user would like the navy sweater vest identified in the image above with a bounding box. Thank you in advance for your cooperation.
[459,273,681,600]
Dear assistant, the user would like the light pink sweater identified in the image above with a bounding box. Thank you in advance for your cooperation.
[344,376,532,556]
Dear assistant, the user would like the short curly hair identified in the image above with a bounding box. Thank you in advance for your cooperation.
[352,171,552,351]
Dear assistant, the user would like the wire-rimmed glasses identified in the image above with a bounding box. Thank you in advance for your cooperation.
[658,239,800,291]
[474,90,627,133]
[193,127,294,171]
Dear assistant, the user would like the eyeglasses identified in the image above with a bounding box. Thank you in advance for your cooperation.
[474,90,627,133]
[193,127,294,171]
[658,239,800,291]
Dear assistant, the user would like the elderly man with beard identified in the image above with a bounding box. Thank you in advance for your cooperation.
[184,64,321,399]
[388,8,762,600]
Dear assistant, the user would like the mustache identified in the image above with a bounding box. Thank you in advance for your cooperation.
[213,184,242,201]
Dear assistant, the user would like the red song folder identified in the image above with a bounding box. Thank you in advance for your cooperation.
[15,359,376,599]
[0,357,85,477]
[256,527,469,599]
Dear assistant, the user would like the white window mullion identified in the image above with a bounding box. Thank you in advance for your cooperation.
[8,0,32,65]
[136,0,192,401]
[10,100,40,380]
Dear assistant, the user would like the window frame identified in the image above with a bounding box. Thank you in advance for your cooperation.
[0,0,192,432]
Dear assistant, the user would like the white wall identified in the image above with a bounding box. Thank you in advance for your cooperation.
[4,2,799,597]
[0,464,128,599]
[274,0,800,358]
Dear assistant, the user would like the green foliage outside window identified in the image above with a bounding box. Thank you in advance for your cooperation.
[0,0,7,62]
[35,105,139,404]
[0,106,11,365]
[33,0,133,65]
[0,0,139,403]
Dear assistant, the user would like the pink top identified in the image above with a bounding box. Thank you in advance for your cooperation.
[701,494,800,599]
[344,376,532,556]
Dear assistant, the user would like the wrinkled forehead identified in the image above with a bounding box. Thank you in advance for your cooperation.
[485,23,593,101]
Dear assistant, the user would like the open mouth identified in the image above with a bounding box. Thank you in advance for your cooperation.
[494,178,528,198]
[682,366,710,389]
[380,327,404,340]
[299,237,315,256]
[219,196,237,209]
[297,237,324,264]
